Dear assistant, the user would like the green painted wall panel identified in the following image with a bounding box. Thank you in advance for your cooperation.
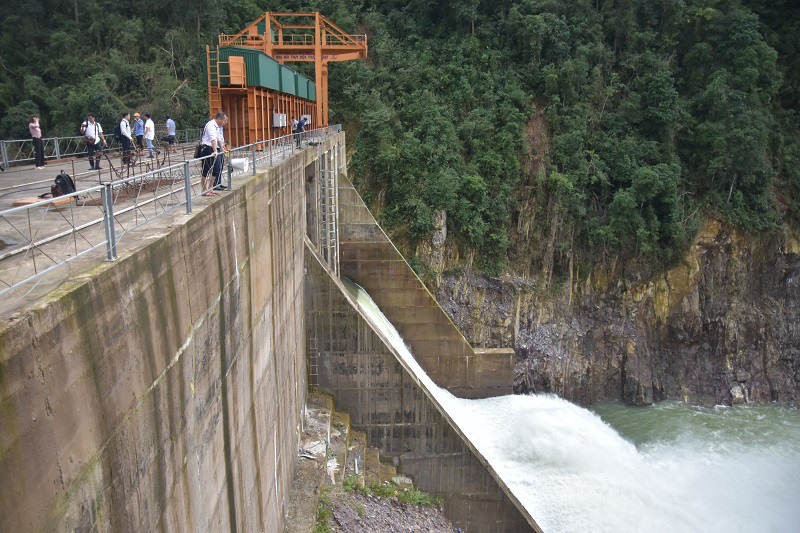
[297,76,308,99]
[280,66,296,95]
[218,46,316,101]
[260,54,281,91]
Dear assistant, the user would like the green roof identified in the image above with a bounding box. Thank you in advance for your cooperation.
[218,46,316,101]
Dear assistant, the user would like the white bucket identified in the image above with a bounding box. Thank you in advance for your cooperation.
[230,157,249,172]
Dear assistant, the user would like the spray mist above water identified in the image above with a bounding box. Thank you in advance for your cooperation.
[344,280,800,533]
[446,395,800,533]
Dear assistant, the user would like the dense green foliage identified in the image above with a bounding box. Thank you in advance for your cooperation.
[1,0,798,275]
[0,0,274,138]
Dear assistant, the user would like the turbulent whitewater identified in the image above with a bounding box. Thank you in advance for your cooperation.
[344,280,800,533]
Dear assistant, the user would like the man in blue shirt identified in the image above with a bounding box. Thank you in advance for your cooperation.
[165,115,176,152]
[133,113,145,151]
[295,116,306,148]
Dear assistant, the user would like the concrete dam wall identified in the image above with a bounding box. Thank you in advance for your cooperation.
[0,131,535,531]
[0,137,327,530]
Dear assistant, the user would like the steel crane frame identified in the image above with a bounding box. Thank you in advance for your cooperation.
[216,12,368,129]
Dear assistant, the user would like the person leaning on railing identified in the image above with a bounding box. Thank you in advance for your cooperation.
[212,115,229,191]
[199,111,227,197]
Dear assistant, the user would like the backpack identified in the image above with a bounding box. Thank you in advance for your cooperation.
[52,171,76,197]
[113,123,122,141]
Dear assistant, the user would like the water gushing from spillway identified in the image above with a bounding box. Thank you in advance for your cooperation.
[344,279,800,533]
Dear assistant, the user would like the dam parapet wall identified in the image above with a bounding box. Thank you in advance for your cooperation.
[0,135,343,531]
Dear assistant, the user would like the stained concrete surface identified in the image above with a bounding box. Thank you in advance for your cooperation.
[0,134,343,531]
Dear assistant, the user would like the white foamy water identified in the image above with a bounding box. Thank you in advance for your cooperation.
[344,279,800,533]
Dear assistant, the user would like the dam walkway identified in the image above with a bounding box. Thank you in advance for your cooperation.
[0,125,340,315]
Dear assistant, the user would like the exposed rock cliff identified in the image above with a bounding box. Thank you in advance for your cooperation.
[424,220,800,406]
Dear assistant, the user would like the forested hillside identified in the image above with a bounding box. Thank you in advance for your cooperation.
[1,0,798,276]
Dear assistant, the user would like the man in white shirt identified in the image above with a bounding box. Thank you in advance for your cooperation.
[165,115,176,152]
[143,113,160,158]
[213,116,229,190]
[198,111,227,196]
[80,113,107,170]
[120,112,133,165]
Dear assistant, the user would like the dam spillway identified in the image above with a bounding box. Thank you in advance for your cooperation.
[0,130,537,532]
[345,278,800,532]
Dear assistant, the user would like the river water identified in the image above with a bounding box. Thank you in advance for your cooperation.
[344,280,800,533]
[446,395,800,532]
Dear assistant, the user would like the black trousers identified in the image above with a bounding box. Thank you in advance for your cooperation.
[86,141,102,168]
[199,145,215,179]
[32,137,44,167]
[121,137,132,164]
[136,135,144,149]
[212,153,225,188]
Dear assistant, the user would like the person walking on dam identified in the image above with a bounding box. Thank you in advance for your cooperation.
[133,113,144,150]
[80,113,107,170]
[119,112,133,165]
[295,116,306,148]
[28,115,45,169]
[144,113,160,158]
[165,115,176,152]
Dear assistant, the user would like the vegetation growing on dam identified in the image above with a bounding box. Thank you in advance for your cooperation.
[1,0,799,274]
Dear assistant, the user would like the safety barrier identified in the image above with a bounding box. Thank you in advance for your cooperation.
[0,125,341,297]
[0,128,202,170]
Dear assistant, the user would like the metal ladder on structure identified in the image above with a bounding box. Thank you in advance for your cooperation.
[307,333,319,387]
[317,146,340,275]
[206,45,222,114]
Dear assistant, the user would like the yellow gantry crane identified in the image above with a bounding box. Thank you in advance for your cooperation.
[210,12,367,135]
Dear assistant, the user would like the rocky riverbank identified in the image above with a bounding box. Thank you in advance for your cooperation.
[286,393,454,533]
[326,485,455,532]
[423,219,800,406]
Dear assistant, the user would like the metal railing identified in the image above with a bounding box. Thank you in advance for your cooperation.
[0,125,341,297]
[218,32,366,48]
[219,34,266,47]
[0,127,202,170]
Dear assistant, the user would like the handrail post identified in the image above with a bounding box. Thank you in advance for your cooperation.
[0,141,8,171]
[227,162,233,190]
[183,161,192,214]
[54,137,61,160]
[101,182,117,260]
[269,139,273,166]
[251,144,257,175]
